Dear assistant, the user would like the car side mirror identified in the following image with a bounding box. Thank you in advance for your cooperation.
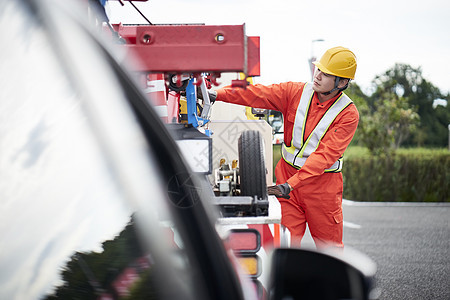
[268,247,378,300]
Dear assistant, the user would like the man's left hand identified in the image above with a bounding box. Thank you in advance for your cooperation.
[268,183,292,199]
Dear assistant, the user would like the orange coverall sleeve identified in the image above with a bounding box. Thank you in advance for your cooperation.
[286,104,359,189]
[216,82,305,117]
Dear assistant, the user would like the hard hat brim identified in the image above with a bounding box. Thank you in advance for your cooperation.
[312,61,337,77]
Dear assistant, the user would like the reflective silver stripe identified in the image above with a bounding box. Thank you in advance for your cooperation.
[282,83,352,172]
[291,83,313,148]
[299,88,352,157]
[281,145,343,172]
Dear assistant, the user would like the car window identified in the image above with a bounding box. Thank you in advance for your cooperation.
[0,1,202,299]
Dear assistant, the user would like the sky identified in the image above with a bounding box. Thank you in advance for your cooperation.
[106,0,450,96]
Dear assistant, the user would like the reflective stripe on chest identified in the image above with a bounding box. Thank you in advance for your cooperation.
[282,83,352,171]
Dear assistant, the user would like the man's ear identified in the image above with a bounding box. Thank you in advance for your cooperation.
[338,78,349,89]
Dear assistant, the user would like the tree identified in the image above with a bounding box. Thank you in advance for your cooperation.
[45,217,152,300]
[357,93,419,156]
[370,63,449,147]
[346,82,419,155]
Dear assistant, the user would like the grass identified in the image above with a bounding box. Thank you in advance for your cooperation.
[343,146,370,159]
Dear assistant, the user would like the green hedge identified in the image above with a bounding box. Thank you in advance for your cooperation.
[343,147,449,202]
[272,145,450,202]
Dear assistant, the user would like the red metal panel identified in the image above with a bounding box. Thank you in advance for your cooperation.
[117,25,249,73]
[112,23,137,44]
[247,36,260,77]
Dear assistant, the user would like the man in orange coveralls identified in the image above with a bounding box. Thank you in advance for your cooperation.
[210,46,358,248]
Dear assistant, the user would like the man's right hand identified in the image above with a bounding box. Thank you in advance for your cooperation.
[197,87,217,104]
[206,90,217,103]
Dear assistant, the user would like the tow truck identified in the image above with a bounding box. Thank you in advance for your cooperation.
[99,1,287,291]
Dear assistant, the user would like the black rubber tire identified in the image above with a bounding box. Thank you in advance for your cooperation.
[238,130,267,200]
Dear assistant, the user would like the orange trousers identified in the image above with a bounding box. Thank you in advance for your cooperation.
[275,159,344,248]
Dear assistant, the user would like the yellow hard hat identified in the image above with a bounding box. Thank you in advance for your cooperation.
[313,46,357,79]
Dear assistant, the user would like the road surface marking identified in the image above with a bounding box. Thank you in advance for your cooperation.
[344,221,362,229]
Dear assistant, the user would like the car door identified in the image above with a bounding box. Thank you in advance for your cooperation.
[0,0,252,299]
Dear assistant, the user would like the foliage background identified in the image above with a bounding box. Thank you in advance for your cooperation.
[343,147,449,202]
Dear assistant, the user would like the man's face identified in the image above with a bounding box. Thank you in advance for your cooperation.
[312,69,336,93]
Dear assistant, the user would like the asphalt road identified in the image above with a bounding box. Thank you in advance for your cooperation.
[339,201,450,300]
